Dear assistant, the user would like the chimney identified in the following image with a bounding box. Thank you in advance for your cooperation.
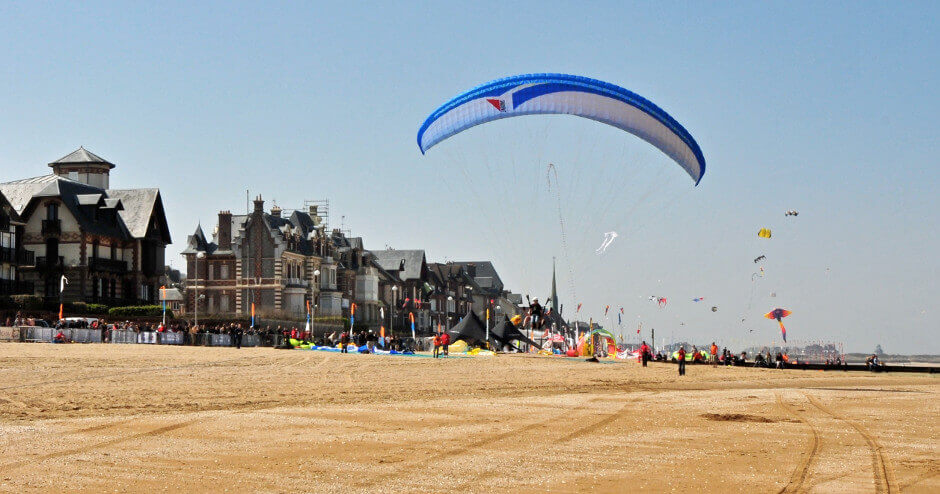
[253,195,264,213]
[218,210,232,250]
[271,205,282,218]
[467,263,477,279]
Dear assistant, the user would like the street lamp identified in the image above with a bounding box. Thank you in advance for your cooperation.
[194,251,205,329]
[391,285,398,336]
[312,269,320,334]
[446,296,453,331]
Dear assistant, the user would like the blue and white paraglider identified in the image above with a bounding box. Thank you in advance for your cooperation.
[417,73,705,185]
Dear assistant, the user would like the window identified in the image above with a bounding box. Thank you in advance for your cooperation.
[208,263,214,280]
[220,295,230,312]
[92,240,99,260]
[220,265,229,279]
[46,203,58,220]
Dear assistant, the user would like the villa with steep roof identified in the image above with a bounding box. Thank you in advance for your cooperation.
[0,148,171,305]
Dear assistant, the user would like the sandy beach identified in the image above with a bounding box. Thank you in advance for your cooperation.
[0,343,936,493]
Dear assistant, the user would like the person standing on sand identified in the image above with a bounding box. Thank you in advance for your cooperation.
[640,340,651,367]
[432,333,441,358]
[233,324,243,349]
[710,342,718,366]
[340,331,350,353]
[677,346,686,376]
[440,331,450,357]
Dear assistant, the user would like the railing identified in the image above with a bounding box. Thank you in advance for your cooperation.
[88,257,127,273]
[41,219,61,236]
[0,247,12,263]
[36,256,64,269]
[0,279,34,295]
[17,249,34,265]
[284,278,309,288]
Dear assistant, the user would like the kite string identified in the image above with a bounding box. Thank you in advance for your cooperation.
[547,163,577,306]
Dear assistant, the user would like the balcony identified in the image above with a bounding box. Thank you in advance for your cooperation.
[36,256,64,271]
[284,278,309,289]
[1,248,35,266]
[0,279,34,295]
[41,219,61,236]
[88,257,127,273]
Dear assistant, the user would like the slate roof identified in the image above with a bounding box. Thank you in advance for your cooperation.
[371,249,426,281]
[181,224,216,254]
[107,188,169,242]
[48,147,116,169]
[452,261,504,292]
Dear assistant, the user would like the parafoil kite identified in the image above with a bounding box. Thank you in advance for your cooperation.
[758,228,772,238]
[657,297,667,308]
[595,231,618,254]
[753,255,766,263]
[417,73,706,185]
[785,210,799,217]
[764,308,792,342]
[692,297,704,302]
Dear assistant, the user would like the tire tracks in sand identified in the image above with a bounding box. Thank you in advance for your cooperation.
[775,392,820,494]
[354,392,646,490]
[0,420,195,471]
[803,392,897,494]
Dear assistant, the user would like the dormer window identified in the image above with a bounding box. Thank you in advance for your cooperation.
[46,203,58,220]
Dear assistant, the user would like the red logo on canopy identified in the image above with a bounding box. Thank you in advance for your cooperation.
[486,99,506,111]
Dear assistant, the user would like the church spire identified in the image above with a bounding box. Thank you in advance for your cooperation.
[550,257,560,314]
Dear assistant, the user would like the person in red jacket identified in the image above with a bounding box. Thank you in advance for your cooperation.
[440,332,451,356]
[677,346,687,376]
[639,341,651,367]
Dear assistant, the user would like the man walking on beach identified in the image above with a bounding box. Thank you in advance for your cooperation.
[440,331,450,357]
[640,340,651,367]
[677,346,687,376]
[233,324,243,349]
[432,333,441,358]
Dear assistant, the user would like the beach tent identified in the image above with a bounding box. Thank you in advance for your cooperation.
[446,311,497,348]
[491,317,540,350]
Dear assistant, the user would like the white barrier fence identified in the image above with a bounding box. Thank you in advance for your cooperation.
[2,326,261,347]
[18,326,103,343]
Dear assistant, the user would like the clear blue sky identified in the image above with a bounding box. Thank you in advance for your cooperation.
[1,1,936,353]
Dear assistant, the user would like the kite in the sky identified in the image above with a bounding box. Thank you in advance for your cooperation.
[758,228,772,238]
[754,255,766,263]
[595,231,618,254]
[417,73,706,185]
[764,308,792,342]
[604,305,610,316]
[657,297,667,308]
[693,297,704,302]
[576,303,583,313]
[785,210,799,217]
[711,306,718,312]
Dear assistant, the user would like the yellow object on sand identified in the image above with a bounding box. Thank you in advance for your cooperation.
[448,339,468,353]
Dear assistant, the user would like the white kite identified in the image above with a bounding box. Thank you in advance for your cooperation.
[595,231,618,254]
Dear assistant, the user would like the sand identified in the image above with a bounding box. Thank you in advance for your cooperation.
[0,343,936,493]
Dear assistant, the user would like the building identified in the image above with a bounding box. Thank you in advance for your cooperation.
[183,196,340,320]
[370,249,435,332]
[0,190,34,296]
[0,148,171,304]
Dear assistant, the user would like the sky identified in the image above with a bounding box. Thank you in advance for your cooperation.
[0,1,937,353]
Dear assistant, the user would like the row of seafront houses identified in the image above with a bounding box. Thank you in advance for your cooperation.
[0,148,560,336]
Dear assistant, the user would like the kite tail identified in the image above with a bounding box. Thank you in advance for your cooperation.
[778,320,787,342]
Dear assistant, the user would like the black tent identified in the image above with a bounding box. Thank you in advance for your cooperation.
[447,311,498,348]
[491,317,541,350]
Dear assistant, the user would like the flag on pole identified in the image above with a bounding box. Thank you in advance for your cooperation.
[351,302,356,330]
[251,303,255,328]
[305,300,311,334]
[58,275,68,321]
[409,312,416,340]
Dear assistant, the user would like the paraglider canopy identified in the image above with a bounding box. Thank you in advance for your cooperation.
[417,73,706,185]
